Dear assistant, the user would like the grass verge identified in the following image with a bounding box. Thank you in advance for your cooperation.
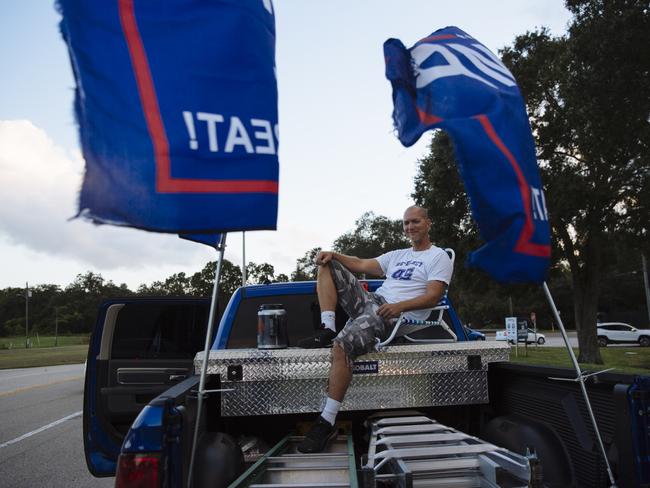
[509,345,650,375]
[0,334,89,349]
[0,344,88,369]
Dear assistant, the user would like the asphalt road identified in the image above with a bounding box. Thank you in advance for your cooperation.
[484,330,580,347]
[484,330,641,348]
[0,364,113,488]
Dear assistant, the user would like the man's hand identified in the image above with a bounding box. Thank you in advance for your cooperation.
[377,302,403,320]
[315,251,335,265]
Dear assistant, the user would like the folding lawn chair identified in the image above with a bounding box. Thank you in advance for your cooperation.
[376,248,457,350]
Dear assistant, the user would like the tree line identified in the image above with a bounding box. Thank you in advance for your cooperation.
[0,262,289,338]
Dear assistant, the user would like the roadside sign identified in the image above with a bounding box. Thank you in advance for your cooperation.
[517,319,529,341]
[505,317,517,341]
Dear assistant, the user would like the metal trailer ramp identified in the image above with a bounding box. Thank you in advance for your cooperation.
[361,415,534,488]
[229,434,359,488]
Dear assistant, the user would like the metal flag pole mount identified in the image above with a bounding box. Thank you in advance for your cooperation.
[187,233,228,488]
[542,282,617,488]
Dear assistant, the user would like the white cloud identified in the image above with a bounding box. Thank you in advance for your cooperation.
[0,120,344,288]
[0,120,207,273]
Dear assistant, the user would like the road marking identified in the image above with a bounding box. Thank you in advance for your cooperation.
[0,366,83,382]
[0,410,82,449]
[0,376,83,398]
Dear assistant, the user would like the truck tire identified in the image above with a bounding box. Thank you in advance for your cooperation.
[194,432,244,488]
[482,414,573,488]
[639,336,650,347]
[597,336,608,347]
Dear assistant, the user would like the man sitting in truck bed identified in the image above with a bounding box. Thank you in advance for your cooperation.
[297,205,453,453]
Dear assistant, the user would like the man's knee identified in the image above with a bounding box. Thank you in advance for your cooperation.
[317,261,332,278]
[332,342,351,367]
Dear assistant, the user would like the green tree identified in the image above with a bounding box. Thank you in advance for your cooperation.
[412,132,550,328]
[275,273,289,283]
[291,247,322,281]
[333,212,410,261]
[290,212,411,282]
[186,259,243,304]
[59,271,133,334]
[246,262,276,285]
[499,0,650,362]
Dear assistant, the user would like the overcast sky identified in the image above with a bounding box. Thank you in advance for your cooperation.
[0,1,572,290]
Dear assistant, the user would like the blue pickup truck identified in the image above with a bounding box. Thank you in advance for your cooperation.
[83,281,649,488]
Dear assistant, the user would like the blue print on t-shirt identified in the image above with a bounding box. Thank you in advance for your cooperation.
[392,267,414,280]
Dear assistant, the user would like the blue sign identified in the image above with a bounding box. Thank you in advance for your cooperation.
[59,0,279,233]
[384,26,550,283]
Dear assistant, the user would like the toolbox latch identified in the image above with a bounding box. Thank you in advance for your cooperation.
[227,365,243,381]
[467,355,482,370]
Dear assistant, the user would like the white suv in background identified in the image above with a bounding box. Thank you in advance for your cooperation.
[597,322,650,347]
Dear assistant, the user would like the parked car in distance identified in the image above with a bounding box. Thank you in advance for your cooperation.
[463,325,486,341]
[597,322,650,347]
[496,328,545,345]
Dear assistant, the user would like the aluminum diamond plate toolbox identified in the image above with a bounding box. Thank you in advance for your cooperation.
[194,342,509,417]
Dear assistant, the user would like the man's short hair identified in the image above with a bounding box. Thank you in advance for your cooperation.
[405,205,430,220]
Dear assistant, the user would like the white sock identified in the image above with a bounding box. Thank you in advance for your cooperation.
[321,311,336,332]
[321,397,341,425]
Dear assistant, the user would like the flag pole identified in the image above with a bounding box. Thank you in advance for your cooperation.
[542,282,617,487]
[242,231,247,286]
[188,233,228,488]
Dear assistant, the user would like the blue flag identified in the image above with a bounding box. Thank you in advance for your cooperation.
[179,233,224,250]
[59,0,279,233]
[384,26,551,283]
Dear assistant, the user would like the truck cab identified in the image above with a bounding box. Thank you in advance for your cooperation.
[83,297,214,476]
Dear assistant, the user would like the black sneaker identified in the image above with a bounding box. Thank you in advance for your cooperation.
[297,416,337,453]
[297,325,336,348]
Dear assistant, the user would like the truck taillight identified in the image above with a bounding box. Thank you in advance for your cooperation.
[115,453,160,488]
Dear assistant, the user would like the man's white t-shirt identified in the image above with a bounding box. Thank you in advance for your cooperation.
[374,246,453,321]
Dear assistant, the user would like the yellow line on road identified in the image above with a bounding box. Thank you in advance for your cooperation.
[0,376,83,398]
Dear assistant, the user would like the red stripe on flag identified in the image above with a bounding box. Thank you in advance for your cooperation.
[475,115,551,258]
[416,107,443,125]
[417,34,457,44]
[117,0,277,195]
[157,179,279,194]
[118,0,170,192]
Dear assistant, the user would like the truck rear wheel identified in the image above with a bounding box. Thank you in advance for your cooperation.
[597,336,608,347]
[639,336,650,347]
[483,414,573,487]
[194,432,244,488]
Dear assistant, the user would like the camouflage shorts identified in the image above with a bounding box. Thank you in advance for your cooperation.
[327,260,392,359]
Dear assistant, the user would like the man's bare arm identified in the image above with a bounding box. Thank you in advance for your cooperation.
[376,280,446,319]
[315,251,384,277]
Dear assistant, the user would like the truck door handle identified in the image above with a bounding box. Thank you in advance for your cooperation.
[169,374,187,381]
